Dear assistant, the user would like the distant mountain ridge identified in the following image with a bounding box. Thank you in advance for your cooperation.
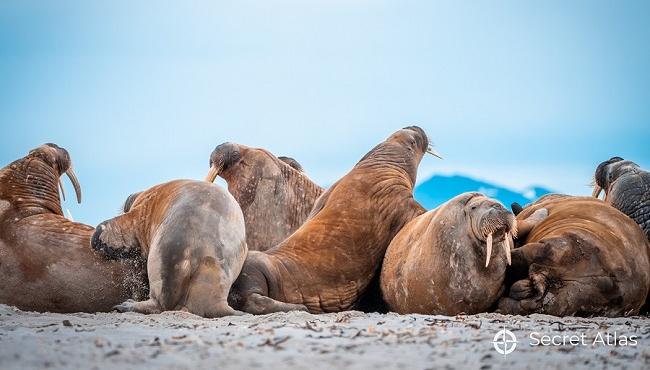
[414,174,553,210]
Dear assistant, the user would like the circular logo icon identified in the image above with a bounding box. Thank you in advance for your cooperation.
[493,328,517,356]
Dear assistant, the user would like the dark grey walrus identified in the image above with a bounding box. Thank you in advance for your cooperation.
[593,157,650,240]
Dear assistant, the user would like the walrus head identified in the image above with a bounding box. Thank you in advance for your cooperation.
[592,157,650,239]
[277,156,304,172]
[2,144,82,216]
[32,144,81,204]
[358,126,442,185]
[204,142,324,251]
[26,143,82,204]
[465,193,517,268]
[205,142,307,183]
[592,156,634,198]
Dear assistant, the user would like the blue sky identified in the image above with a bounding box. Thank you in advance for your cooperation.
[1,1,649,225]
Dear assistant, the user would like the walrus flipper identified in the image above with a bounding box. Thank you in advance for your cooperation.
[91,219,143,260]
[242,293,308,314]
[114,299,161,314]
[515,208,548,240]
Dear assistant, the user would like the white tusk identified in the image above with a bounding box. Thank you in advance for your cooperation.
[503,233,512,265]
[592,184,603,198]
[485,233,493,268]
[426,144,443,159]
[59,178,66,201]
[66,208,74,221]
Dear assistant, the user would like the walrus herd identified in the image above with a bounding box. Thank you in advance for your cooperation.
[1,128,649,319]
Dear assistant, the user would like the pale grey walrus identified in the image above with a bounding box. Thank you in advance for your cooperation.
[206,143,324,251]
[91,180,247,317]
[498,195,650,317]
[226,126,442,314]
[0,144,146,312]
[381,192,517,315]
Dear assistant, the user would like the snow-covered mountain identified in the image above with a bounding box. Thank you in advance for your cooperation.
[414,174,553,210]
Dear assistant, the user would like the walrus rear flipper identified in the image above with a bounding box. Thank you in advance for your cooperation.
[242,293,308,314]
[498,263,548,315]
[91,219,142,260]
[511,202,523,216]
[114,298,162,314]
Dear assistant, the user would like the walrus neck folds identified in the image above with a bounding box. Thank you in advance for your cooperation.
[1,157,63,217]
[356,143,420,186]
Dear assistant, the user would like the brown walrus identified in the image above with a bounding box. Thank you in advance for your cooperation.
[0,144,146,313]
[226,126,441,314]
[498,195,650,317]
[205,142,324,251]
[380,192,517,315]
[91,180,247,317]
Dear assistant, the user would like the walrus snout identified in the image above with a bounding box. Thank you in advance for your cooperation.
[477,204,516,268]
[28,143,83,203]
[593,156,625,198]
[206,142,243,183]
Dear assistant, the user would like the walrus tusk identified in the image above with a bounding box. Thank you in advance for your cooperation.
[592,184,603,198]
[58,179,66,201]
[205,164,221,183]
[503,233,512,265]
[485,232,493,268]
[65,168,82,204]
[426,144,443,159]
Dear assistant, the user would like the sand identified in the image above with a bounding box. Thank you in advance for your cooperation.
[1,304,649,370]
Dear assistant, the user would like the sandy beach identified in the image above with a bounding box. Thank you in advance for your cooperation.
[1,304,648,370]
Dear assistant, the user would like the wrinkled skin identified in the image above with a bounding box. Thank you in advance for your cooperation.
[229,127,431,314]
[593,157,650,240]
[0,144,147,312]
[381,193,516,315]
[498,195,650,317]
[91,180,247,317]
[206,143,324,251]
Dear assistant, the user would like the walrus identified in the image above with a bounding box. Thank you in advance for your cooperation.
[226,126,441,314]
[498,195,650,317]
[205,142,324,251]
[380,192,517,315]
[0,144,147,312]
[91,180,247,317]
[593,157,650,240]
